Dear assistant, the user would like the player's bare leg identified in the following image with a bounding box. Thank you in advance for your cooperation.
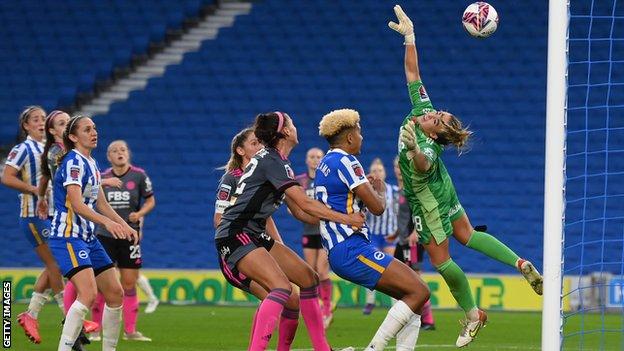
[452,213,543,295]
[96,268,124,351]
[363,259,429,351]
[269,242,331,351]
[315,248,334,328]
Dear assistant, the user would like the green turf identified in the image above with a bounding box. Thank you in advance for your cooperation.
[7,304,622,350]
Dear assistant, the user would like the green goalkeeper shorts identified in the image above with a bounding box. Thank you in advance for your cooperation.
[410,188,465,245]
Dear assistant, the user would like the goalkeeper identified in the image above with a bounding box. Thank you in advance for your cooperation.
[389,5,543,348]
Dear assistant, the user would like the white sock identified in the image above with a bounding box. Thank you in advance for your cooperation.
[365,300,415,351]
[366,289,376,305]
[467,307,480,321]
[137,274,156,300]
[58,301,88,351]
[54,291,65,314]
[396,313,422,351]
[102,304,122,351]
[27,292,48,319]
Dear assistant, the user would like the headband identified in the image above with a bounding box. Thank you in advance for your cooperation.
[275,111,285,133]
[46,110,64,129]
[67,116,84,133]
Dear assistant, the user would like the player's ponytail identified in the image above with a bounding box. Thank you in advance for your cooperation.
[41,110,66,178]
[436,114,472,154]
[254,112,286,148]
[221,128,255,172]
[58,115,86,165]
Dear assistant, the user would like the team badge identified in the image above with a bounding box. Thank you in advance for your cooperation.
[284,164,295,180]
[218,184,232,201]
[351,163,364,178]
[78,250,88,259]
[7,149,18,161]
[419,85,430,102]
[70,166,81,181]
[374,251,386,260]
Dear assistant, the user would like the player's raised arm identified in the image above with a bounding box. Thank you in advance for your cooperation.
[388,5,420,83]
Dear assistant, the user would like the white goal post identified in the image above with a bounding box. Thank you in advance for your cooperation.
[542,0,569,350]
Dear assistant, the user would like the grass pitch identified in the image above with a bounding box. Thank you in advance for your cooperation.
[8,304,622,350]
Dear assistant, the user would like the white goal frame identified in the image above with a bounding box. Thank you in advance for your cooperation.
[542,0,569,349]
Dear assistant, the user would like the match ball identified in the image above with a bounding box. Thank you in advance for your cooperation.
[462,2,499,38]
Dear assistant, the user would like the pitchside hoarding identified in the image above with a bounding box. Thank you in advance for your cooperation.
[0,268,572,311]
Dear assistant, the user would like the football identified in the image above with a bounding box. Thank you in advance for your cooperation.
[462,2,499,38]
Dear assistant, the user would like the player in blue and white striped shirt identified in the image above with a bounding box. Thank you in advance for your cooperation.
[363,158,401,314]
[1,106,65,344]
[316,109,430,351]
[47,115,138,351]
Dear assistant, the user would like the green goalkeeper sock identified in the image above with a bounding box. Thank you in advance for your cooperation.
[466,231,520,268]
[436,259,476,313]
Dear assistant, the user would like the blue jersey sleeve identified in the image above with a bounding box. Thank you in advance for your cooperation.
[336,155,368,191]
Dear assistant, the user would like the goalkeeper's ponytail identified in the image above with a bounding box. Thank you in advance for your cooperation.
[437,114,472,154]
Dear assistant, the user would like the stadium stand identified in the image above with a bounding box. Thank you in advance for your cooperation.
[5,0,603,275]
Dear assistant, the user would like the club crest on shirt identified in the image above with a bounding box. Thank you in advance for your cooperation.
[70,166,81,181]
[7,149,18,161]
[351,163,364,178]
[419,85,430,102]
[284,165,295,180]
[218,184,232,201]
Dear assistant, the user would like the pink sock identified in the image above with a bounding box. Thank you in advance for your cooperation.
[249,288,290,351]
[299,285,330,351]
[421,299,435,325]
[123,288,139,334]
[277,308,299,351]
[63,281,77,315]
[319,279,333,317]
[91,292,105,326]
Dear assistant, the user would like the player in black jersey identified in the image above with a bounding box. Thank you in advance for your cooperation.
[215,127,302,349]
[92,140,155,342]
[215,112,364,351]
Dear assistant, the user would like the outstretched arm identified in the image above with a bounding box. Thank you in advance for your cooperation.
[389,5,420,83]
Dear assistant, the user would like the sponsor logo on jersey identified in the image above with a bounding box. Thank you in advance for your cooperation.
[218,184,232,201]
[419,85,430,102]
[70,166,81,181]
[145,177,153,193]
[284,165,295,180]
[41,229,50,238]
[374,251,386,260]
[107,191,130,202]
[78,250,88,259]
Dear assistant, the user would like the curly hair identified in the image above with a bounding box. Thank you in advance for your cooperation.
[318,109,360,144]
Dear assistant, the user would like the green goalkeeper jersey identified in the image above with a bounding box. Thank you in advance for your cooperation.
[398,81,463,241]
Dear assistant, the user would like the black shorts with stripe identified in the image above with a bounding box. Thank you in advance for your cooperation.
[215,231,275,293]
[98,235,142,269]
[302,234,323,249]
[394,242,424,271]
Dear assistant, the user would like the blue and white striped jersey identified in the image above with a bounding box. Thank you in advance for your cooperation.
[4,136,44,218]
[315,148,369,250]
[51,150,102,242]
[366,182,399,236]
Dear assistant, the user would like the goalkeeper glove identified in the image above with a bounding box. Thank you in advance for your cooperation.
[388,5,415,45]
[400,120,420,160]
